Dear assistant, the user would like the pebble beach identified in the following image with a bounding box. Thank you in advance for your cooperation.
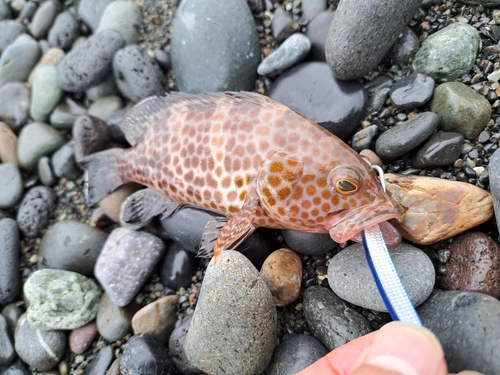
[1,0,500,374]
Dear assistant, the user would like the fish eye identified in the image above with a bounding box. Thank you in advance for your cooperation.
[329,166,362,196]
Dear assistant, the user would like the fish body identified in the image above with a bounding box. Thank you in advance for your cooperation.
[83,92,399,259]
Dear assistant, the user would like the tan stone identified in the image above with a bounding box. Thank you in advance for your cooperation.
[260,248,302,307]
[98,183,142,223]
[0,122,20,167]
[27,48,65,88]
[359,149,382,167]
[385,173,493,244]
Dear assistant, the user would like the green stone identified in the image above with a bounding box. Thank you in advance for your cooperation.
[430,82,492,140]
[413,22,481,83]
[24,269,102,330]
[29,65,64,123]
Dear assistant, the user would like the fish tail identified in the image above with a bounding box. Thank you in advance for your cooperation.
[81,148,125,204]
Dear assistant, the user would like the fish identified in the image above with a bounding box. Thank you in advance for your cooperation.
[82,91,400,262]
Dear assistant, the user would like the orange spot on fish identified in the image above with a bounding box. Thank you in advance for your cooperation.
[311,209,319,217]
[277,187,291,201]
[301,200,311,209]
[239,191,246,201]
[322,203,331,212]
[313,197,321,206]
[322,190,331,200]
[306,186,317,196]
[292,186,303,200]
[221,176,231,188]
[317,177,327,187]
[268,175,281,187]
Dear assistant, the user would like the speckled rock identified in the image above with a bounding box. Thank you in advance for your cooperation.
[171,0,260,93]
[95,0,143,45]
[29,65,64,123]
[168,314,203,375]
[325,0,420,80]
[412,132,464,168]
[304,11,333,61]
[48,11,80,50]
[281,230,337,255]
[418,291,500,374]
[413,22,481,83]
[95,227,166,307]
[24,269,102,330]
[84,345,113,375]
[0,38,41,87]
[389,73,435,110]
[303,285,372,350]
[385,26,419,65]
[185,250,277,375]
[69,321,98,354]
[260,248,302,306]
[0,219,20,306]
[430,81,491,140]
[385,173,493,244]
[0,83,29,131]
[96,293,139,342]
[120,334,174,375]
[38,220,108,277]
[0,163,23,209]
[0,20,25,53]
[160,242,198,290]
[77,0,115,31]
[328,243,435,312]
[16,186,56,238]
[29,0,61,39]
[266,334,328,375]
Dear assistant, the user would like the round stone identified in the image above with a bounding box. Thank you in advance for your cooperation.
[0,20,25,53]
[96,293,139,342]
[95,1,143,45]
[88,95,124,122]
[160,242,198,290]
[351,125,378,152]
[120,334,174,375]
[281,229,337,255]
[0,0,12,20]
[69,321,98,354]
[0,38,41,87]
[16,185,56,239]
[411,132,464,168]
[0,314,15,366]
[28,0,61,39]
[0,218,20,305]
[0,83,29,131]
[0,163,22,209]
[389,73,435,110]
[29,65,64,123]
[38,156,57,186]
[48,11,80,50]
[1,303,24,337]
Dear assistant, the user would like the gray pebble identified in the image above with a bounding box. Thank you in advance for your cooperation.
[1,303,24,337]
[50,97,87,130]
[88,95,124,123]
[375,112,439,161]
[38,156,57,186]
[0,38,41,87]
[0,219,20,305]
[385,27,419,65]
[304,11,333,61]
[0,0,12,20]
[29,0,61,39]
[303,285,372,350]
[96,293,139,342]
[77,0,115,31]
[51,141,80,179]
[271,7,295,42]
[18,1,37,22]
[160,242,198,290]
[0,20,25,53]
[95,1,143,45]
[0,82,30,130]
[351,125,378,152]
[327,243,435,312]
[281,230,336,255]
[0,163,23,209]
[0,358,31,375]
[16,185,56,238]
[38,220,108,277]
[412,132,464,168]
[29,65,64,123]
[48,11,80,50]
[86,75,119,103]
[389,73,435,110]
[301,0,326,21]
[84,345,113,375]
[185,251,276,375]
[168,314,204,375]
[0,314,15,366]
[368,86,391,113]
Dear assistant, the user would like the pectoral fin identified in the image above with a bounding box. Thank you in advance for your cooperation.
[120,188,180,226]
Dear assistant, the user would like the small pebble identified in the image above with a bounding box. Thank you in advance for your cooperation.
[304,11,333,61]
[412,132,464,168]
[28,0,61,39]
[96,293,139,342]
[69,321,98,354]
[0,308,15,366]
[87,95,124,122]
[0,38,41,87]
[0,20,25,53]
[160,242,198,290]
[38,156,57,186]
[0,163,23,209]
[30,65,64,123]
[389,73,435,110]
[83,345,113,375]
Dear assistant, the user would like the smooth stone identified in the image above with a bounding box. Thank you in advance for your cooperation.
[185,251,277,375]
[385,26,419,65]
[95,1,142,45]
[106,359,120,375]
[85,75,119,102]
[281,230,337,255]
[29,65,64,123]
[171,0,260,93]
[267,62,367,140]
[364,75,394,95]
[0,122,19,167]
[16,185,56,238]
[99,183,142,223]
[441,232,500,298]
[14,313,66,371]
[1,303,24,337]
[131,295,179,344]
[351,125,378,152]
[38,220,108,277]
[266,334,328,375]
[0,0,12,20]
[490,148,500,238]
[412,132,464,168]
[305,11,333,61]
[84,345,113,375]
[48,11,80,50]
[24,269,102,330]
[325,0,420,80]
[160,242,198,290]
[27,47,65,87]
[0,20,25,53]
[303,285,372,350]
[72,115,112,163]
[430,81,491,140]
[271,7,298,42]
[96,293,138,342]
[0,38,41,87]
[95,227,166,307]
[17,122,65,170]
[389,73,435,110]
[375,112,439,161]
[368,86,391,113]
[18,1,37,21]
[154,48,170,72]
[0,358,30,375]
[113,45,167,102]
[260,248,302,306]
[120,334,174,375]
[418,291,500,374]
[29,0,61,39]
[0,164,22,209]
[38,156,57,185]
[56,30,125,93]
[385,173,494,244]
[0,218,20,305]
[413,22,481,83]
[0,314,15,366]
[328,243,435,312]
[257,33,311,76]
[302,0,326,21]
[50,97,87,129]
[69,321,98,354]
[168,314,203,375]
[0,83,29,131]
[77,0,115,31]
[87,95,123,123]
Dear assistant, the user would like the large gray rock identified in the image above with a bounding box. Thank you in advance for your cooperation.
[0,38,41,87]
[95,0,143,45]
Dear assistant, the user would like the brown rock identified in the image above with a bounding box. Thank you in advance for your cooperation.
[69,321,98,354]
[359,149,382,167]
[260,248,302,307]
[27,48,65,88]
[0,122,20,167]
[99,183,142,223]
[131,294,179,344]
[385,173,493,244]
[441,232,500,298]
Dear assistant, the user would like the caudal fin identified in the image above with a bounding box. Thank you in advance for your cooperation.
[81,148,125,204]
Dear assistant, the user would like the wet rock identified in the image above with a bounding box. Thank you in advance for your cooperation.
[171,0,260,93]
[96,293,139,342]
[95,1,143,45]
[48,11,80,50]
[72,115,112,162]
[168,314,203,375]
[260,248,302,306]
[418,291,500,374]
[351,124,378,152]
[385,26,419,65]
[412,132,464,168]
[16,186,56,238]
[0,83,29,131]
[84,345,113,375]
[120,334,174,375]
[185,251,276,375]
[88,95,123,122]
[430,81,491,140]
[0,20,25,53]
[0,122,19,166]
[0,164,23,209]
[267,62,367,140]
[29,65,64,123]
[29,0,61,39]
[325,0,420,80]
[281,230,337,255]
[389,73,435,110]
[304,11,333,61]
[413,22,481,83]
[303,285,372,350]
[385,173,493,244]
[160,242,198,290]
[69,321,98,354]
[0,218,20,305]
[0,38,41,87]
[375,112,439,161]
[328,243,435,312]
[368,86,391,113]
[77,0,115,31]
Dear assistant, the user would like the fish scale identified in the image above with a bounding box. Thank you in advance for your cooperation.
[82,91,400,261]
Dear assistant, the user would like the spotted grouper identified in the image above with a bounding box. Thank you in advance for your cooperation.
[82,91,400,262]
